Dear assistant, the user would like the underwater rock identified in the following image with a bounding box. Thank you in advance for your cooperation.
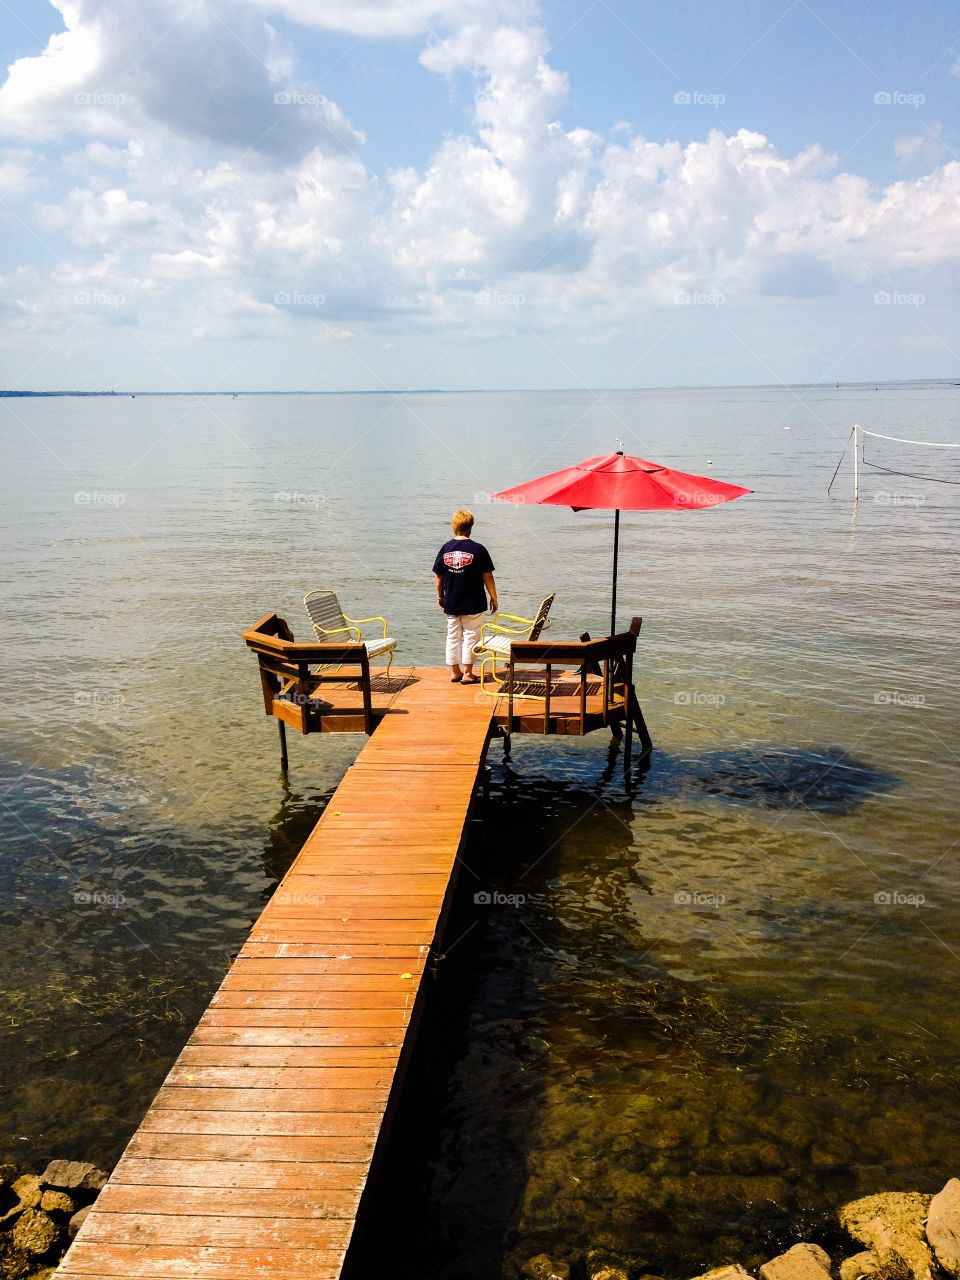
[926,1178,960,1276]
[689,1267,754,1280]
[40,1161,106,1194]
[759,1243,831,1280]
[11,1207,60,1257]
[839,1252,879,1280]
[839,1192,934,1280]
[38,1190,74,1217]
[67,1204,91,1239]
[583,1247,632,1280]
[520,1254,570,1280]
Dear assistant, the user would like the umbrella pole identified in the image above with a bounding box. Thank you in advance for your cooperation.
[610,508,620,636]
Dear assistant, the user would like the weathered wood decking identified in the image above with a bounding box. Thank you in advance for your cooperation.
[56,667,495,1280]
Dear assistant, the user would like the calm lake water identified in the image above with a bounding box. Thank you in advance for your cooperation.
[1,384,958,1277]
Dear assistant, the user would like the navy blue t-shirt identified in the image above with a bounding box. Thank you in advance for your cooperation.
[432,538,495,616]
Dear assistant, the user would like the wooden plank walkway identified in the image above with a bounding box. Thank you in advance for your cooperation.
[57,667,494,1280]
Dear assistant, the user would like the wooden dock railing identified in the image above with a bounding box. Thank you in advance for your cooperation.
[502,629,650,763]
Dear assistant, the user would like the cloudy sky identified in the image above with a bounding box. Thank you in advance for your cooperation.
[0,0,958,391]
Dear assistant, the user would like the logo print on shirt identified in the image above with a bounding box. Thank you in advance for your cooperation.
[444,550,474,570]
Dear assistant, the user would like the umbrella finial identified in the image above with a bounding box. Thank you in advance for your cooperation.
[616,439,624,454]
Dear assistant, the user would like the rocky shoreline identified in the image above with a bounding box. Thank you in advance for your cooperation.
[522,1179,960,1280]
[3,1162,957,1280]
[0,1161,108,1280]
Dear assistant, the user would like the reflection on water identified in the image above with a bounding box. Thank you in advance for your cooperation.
[0,385,957,1274]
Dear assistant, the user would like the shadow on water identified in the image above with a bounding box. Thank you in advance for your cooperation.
[646,745,899,813]
[347,738,933,1280]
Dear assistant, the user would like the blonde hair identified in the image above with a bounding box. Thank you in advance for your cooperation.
[451,508,474,535]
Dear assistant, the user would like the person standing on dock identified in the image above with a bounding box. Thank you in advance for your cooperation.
[433,509,498,684]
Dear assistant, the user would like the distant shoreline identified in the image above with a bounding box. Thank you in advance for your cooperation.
[2,379,959,398]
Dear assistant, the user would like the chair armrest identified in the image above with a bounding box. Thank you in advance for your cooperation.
[485,621,532,636]
[479,621,527,646]
[315,622,363,641]
[493,613,534,626]
[344,614,389,639]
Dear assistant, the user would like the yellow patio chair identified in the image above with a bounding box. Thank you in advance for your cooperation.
[303,589,396,678]
[475,593,555,695]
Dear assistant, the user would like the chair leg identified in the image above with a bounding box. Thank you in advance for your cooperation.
[385,649,394,681]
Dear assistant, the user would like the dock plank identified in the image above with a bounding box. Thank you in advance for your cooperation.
[57,667,493,1280]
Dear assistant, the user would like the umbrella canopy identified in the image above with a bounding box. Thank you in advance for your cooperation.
[493,450,752,633]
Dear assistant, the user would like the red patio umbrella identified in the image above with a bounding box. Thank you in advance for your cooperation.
[493,449,752,635]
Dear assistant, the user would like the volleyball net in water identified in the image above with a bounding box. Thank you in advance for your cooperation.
[828,424,960,498]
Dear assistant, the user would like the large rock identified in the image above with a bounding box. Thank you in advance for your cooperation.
[927,1179,960,1277]
[40,1189,75,1215]
[40,1160,107,1194]
[839,1252,879,1280]
[11,1206,60,1257]
[760,1243,832,1280]
[521,1256,570,1280]
[0,1173,42,1225]
[690,1268,754,1280]
[67,1203,92,1239]
[10,1175,42,1209]
[839,1192,934,1280]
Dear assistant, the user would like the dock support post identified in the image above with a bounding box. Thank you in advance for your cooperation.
[277,719,289,770]
[629,687,653,759]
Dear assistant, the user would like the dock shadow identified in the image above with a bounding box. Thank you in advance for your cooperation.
[344,756,652,1280]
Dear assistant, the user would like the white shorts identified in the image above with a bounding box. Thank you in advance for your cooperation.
[445,612,484,666]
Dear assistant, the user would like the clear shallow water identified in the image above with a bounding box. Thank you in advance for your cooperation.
[0,385,957,1275]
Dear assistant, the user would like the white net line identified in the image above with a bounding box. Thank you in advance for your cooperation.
[860,427,960,485]
[861,428,960,448]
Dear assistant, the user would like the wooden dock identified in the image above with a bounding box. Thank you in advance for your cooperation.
[56,666,495,1280]
[57,612,651,1279]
